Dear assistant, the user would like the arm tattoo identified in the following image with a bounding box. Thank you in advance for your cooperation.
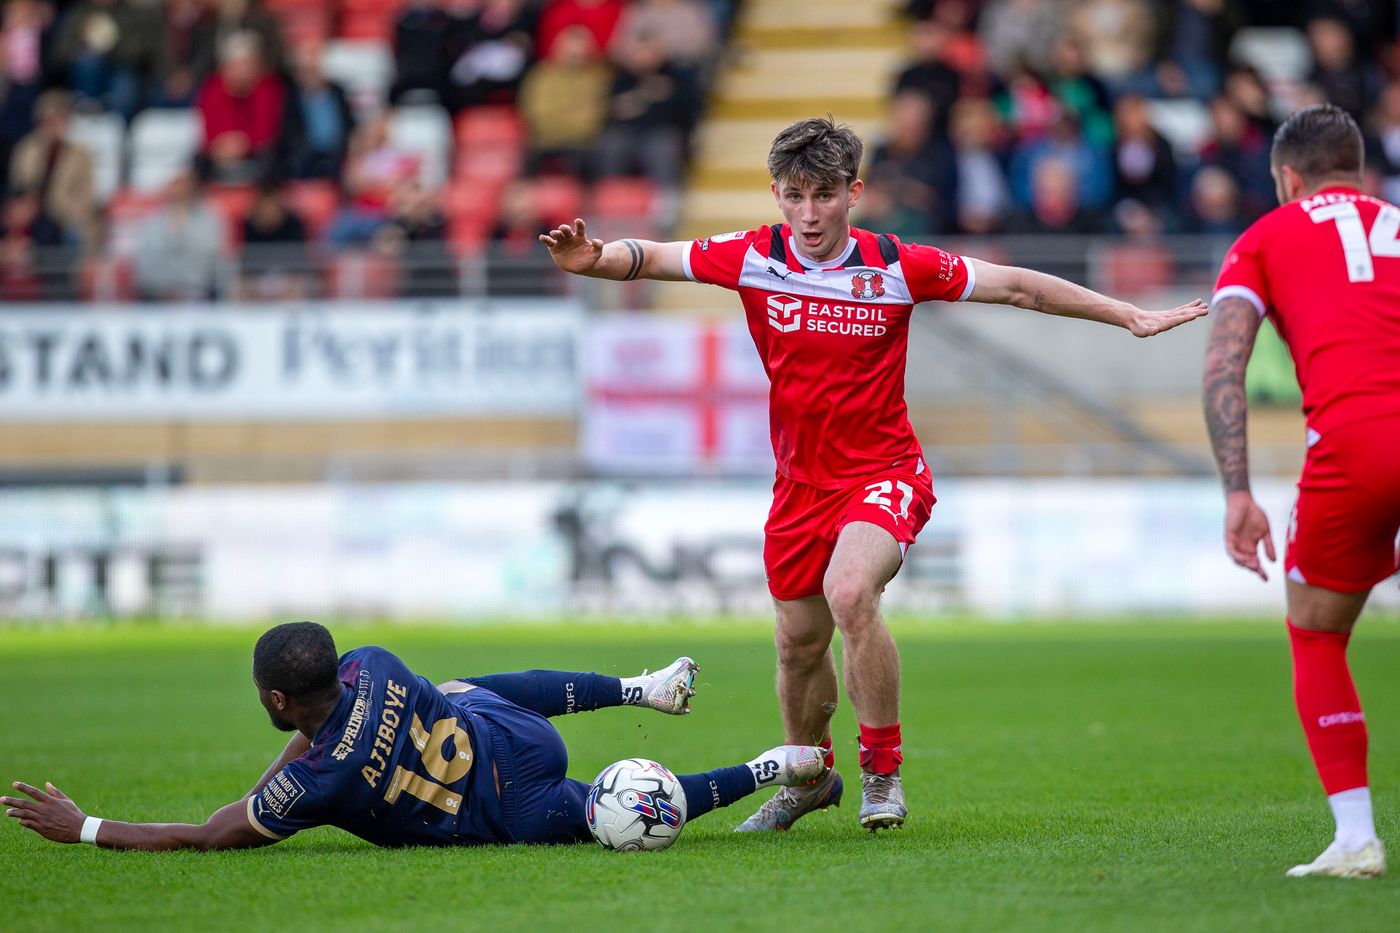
[1202,296,1263,494]
[621,239,645,281]
[1032,289,1045,312]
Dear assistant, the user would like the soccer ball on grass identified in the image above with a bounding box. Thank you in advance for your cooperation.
[586,758,687,851]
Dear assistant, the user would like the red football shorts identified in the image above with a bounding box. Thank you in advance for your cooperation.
[1286,415,1400,593]
[764,463,936,602]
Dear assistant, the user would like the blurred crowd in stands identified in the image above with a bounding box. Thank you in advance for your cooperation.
[858,0,1400,242]
[0,0,1398,302]
[0,0,731,299]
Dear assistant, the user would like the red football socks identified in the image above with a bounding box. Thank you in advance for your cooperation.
[819,733,834,770]
[858,722,903,775]
[1288,620,1368,794]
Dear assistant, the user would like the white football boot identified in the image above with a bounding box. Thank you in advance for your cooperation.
[626,657,698,715]
[1286,838,1386,878]
[858,769,907,831]
[735,748,842,832]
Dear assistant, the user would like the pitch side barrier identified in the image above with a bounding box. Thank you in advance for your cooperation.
[0,479,1391,621]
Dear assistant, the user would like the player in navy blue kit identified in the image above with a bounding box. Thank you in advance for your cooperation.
[4,623,827,850]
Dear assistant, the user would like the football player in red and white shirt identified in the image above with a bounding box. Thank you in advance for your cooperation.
[543,116,1204,832]
[1205,104,1400,879]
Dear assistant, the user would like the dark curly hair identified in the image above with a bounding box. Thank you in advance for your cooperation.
[767,115,864,190]
[253,621,340,699]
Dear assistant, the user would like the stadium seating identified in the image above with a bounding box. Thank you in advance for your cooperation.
[1145,99,1213,159]
[284,179,341,240]
[67,112,125,202]
[445,182,498,253]
[106,190,163,256]
[390,105,454,189]
[339,0,404,42]
[1229,27,1314,82]
[206,184,260,246]
[327,251,401,298]
[128,109,203,193]
[531,175,586,227]
[321,39,395,114]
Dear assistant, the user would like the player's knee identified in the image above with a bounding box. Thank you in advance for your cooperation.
[774,626,828,671]
[823,577,877,628]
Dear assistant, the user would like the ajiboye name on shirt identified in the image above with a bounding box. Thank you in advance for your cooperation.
[766,295,893,337]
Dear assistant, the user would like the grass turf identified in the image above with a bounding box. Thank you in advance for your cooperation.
[2,619,1399,931]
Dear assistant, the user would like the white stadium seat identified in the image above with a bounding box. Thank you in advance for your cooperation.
[128,108,203,192]
[321,40,394,116]
[67,112,125,202]
[389,105,453,189]
[1146,99,1212,159]
[1229,27,1313,82]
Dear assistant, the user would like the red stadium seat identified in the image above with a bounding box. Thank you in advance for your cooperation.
[327,251,401,298]
[592,178,658,218]
[1096,243,1176,297]
[274,8,331,47]
[530,175,585,227]
[284,180,341,240]
[454,106,526,151]
[205,184,259,246]
[79,256,136,302]
[454,145,523,190]
[106,189,163,255]
[445,182,499,255]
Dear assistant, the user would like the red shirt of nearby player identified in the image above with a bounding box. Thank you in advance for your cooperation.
[1213,186,1400,434]
[684,224,975,488]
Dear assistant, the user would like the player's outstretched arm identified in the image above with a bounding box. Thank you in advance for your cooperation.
[247,733,311,798]
[1202,295,1275,580]
[966,258,1207,336]
[3,781,277,851]
[539,218,690,282]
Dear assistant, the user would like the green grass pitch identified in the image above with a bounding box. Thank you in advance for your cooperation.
[3,619,1400,931]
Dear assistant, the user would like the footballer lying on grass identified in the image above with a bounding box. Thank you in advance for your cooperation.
[4,622,826,851]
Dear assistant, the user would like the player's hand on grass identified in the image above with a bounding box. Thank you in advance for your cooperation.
[3,781,85,844]
[1224,490,1276,581]
[1126,299,1209,338]
[539,218,605,274]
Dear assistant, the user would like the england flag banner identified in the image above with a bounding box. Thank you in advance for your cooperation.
[583,316,773,474]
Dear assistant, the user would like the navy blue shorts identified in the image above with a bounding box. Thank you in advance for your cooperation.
[456,687,593,845]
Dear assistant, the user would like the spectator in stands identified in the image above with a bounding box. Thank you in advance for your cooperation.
[1009,111,1111,214]
[595,31,699,199]
[49,0,159,120]
[239,182,309,300]
[382,179,452,296]
[893,18,962,138]
[391,0,454,104]
[537,0,624,61]
[152,0,214,108]
[1183,165,1244,236]
[0,0,53,178]
[611,0,717,72]
[979,0,1066,78]
[0,192,42,301]
[192,0,285,80]
[486,178,552,294]
[134,167,226,301]
[995,58,1060,145]
[1306,16,1379,122]
[1158,0,1242,102]
[1222,65,1275,138]
[1069,0,1154,88]
[196,31,285,184]
[1049,35,1113,150]
[948,97,1011,234]
[8,90,96,249]
[443,0,537,111]
[866,90,955,236]
[1009,156,1105,234]
[1198,93,1270,221]
[329,113,421,247]
[852,180,934,243]
[1111,94,1176,221]
[1371,81,1400,206]
[519,25,612,177]
[279,42,356,181]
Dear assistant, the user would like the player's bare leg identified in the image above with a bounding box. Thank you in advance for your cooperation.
[824,521,906,831]
[735,598,843,832]
[1283,579,1385,878]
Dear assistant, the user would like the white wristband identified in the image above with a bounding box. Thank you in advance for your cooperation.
[80,816,103,845]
